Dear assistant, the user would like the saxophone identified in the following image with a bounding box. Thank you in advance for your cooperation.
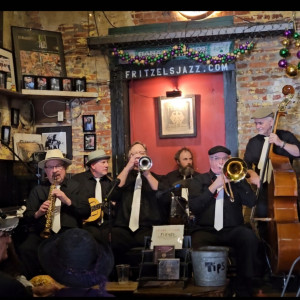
[40,175,57,239]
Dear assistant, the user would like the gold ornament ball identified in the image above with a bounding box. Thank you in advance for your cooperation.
[282,39,290,46]
[296,41,300,48]
[286,64,298,77]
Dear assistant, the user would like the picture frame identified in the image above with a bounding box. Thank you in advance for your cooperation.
[36,126,72,159]
[0,47,16,90]
[23,75,36,89]
[1,126,11,145]
[49,77,61,91]
[11,26,67,92]
[36,76,48,90]
[157,95,197,138]
[0,71,6,89]
[11,108,20,127]
[84,133,96,151]
[62,77,73,91]
[75,77,86,92]
[82,115,95,132]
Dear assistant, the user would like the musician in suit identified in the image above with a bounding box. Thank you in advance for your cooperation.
[109,141,168,265]
[17,149,90,280]
[157,147,201,233]
[189,145,259,297]
[244,107,300,239]
[72,149,118,244]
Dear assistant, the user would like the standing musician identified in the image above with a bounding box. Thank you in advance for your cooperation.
[108,141,168,265]
[72,149,118,243]
[244,107,300,239]
[157,147,200,233]
[17,149,90,280]
[189,145,259,297]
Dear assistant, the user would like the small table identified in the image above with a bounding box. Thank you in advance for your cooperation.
[134,279,229,297]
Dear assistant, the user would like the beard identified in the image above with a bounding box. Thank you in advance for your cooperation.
[178,164,195,178]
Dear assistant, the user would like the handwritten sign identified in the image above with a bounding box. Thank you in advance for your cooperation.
[150,225,184,249]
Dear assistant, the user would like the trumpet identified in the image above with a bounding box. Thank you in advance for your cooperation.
[138,156,153,171]
[222,157,248,202]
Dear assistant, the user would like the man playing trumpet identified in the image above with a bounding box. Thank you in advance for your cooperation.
[188,145,259,297]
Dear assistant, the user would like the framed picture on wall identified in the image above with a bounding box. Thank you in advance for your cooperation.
[83,155,89,169]
[84,133,96,151]
[0,47,16,90]
[36,126,73,159]
[11,26,67,92]
[157,95,197,138]
[75,77,86,92]
[62,77,73,91]
[49,77,61,91]
[82,115,95,132]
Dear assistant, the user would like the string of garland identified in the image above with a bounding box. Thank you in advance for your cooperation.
[111,41,254,66]
[278,29,300,77]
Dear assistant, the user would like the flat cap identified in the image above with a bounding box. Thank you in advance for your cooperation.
[208,145,231,156]
[251,107,274,119]
[86,149,110,166]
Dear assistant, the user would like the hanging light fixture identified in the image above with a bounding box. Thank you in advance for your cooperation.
[178,11,214,20]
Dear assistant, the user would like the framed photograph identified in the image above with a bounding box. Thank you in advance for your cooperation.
[23,75,36,89]
[157,95,197,138]
[1,126,11,145]
[11,108,20,127]
[0,47,16,90]
[49,77,61,91]
[62,77,73,91]
[82,115,95,132]
[157,258,180,280]
[84,133,96,151]
[36,76,48,90]
[11,26,67,92]
[75,77,86,92]
[0,71,6,89]
[13,133,43,161]
[36,126,72,159]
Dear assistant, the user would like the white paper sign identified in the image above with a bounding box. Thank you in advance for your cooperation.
[150,225,184,249]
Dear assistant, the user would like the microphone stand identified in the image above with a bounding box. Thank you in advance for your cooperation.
[104,178,121,245]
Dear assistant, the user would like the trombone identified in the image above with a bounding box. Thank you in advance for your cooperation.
[222,157,248,202]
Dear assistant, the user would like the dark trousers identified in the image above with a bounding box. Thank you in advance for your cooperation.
[191,225,259,279]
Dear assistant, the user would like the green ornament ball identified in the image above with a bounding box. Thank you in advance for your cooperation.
[279,48,290,57]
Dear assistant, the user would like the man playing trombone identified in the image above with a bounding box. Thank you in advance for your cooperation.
[188,145,259,297]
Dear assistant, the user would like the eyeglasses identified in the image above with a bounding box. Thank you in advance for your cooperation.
[129,151,146,157]
[210,156,229,162]
[45,165,64,170]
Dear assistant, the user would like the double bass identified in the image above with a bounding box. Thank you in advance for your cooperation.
[266,85,300,274]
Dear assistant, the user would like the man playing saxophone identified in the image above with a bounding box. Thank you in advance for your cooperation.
[17,149,90,280]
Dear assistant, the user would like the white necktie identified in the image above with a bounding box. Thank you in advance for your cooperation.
[129,172,142,232]
[257,137,273,183]
[214,187,224,231]
[95,178,102,203]
[52,185,61,233]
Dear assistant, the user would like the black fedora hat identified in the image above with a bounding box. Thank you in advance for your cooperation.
[38,228,114,288]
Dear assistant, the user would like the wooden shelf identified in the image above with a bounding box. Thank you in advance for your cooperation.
[21,89,98,99]
[0,88,98,99]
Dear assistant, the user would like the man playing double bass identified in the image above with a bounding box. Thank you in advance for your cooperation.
[244,106,300,241]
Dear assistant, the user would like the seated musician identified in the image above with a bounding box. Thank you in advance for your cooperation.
[157,147,200,234]
[72,149,118,244]
[108,141,168,265]
[188,145,259,297]
[244,107,300,240]
[17,149,90,280]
